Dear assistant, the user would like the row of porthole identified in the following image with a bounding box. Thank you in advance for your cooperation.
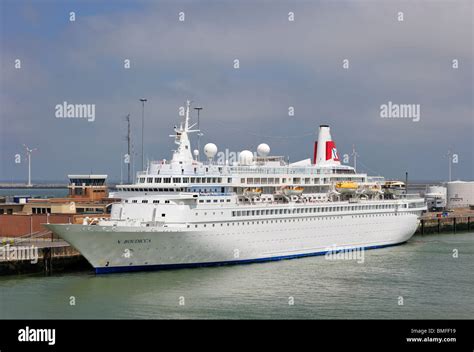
[186,215,407,228]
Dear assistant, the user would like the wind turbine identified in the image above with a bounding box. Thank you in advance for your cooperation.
[23,144,37,187]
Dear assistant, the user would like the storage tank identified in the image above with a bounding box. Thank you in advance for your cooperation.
[446,181,474,209]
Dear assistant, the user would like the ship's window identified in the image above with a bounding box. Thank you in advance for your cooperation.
[183,178,189,183]
[155,178,161,183]
[213,200,218,203]
[163,178,171,183]
[165,200,170,204]
[199,200,204,203]
[206,200,211,203]
[147,178,153,183]
[207,178,212,183]
[142,200,148,203]
[161,213,165,217]
[140,178,145,183]
[153,200,159,204]
[132,200,137,203]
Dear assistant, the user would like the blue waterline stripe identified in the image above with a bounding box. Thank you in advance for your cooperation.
[94,241,407,274]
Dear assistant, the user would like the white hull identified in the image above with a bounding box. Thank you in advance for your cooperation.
[46,209,421,274]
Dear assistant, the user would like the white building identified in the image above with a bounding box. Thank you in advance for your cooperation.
[425,186,447,211]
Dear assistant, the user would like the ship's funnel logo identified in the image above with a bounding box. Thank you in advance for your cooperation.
[326,141,340,161]
[314,126,341,165]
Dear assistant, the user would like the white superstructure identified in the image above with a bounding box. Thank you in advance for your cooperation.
[46,101,426,274]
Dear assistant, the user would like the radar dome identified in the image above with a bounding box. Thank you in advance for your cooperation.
[239,150,254,166]
[257,143,270,157]
[193,149,199,156]
[204,143,218,159]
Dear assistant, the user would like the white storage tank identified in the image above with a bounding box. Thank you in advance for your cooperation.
[446,181,474,209]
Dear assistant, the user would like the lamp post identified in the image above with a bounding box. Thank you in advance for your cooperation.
[139,98,147,171]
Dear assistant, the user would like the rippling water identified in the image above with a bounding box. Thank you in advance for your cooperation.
[0,232,473,319]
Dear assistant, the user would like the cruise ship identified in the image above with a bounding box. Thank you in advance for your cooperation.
[46,101,426,274]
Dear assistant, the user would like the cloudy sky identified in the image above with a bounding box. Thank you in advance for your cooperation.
[0,0,472,183]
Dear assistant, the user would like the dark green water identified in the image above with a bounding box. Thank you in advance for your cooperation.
[0,232,473,319]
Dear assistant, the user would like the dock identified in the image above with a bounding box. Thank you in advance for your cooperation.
[0,231,90,275]
[417,210,474,235]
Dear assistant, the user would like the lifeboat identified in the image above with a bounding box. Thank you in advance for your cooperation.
[282,186,304,196]
[244,188,262,197]
[335,181,358,194]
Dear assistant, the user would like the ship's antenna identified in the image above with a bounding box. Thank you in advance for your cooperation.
[23,144,37,187]
[194,106,203,161]
[184,100,193,131]
[351,144,359,172]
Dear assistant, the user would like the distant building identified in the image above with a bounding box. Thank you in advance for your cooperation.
[425,186,447,211]
[67,174,108,201]
[0,175,118,237]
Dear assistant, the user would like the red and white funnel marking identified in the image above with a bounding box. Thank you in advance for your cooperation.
[313,125,340,165]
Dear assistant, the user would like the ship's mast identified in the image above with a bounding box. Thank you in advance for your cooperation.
[170,100,199,164]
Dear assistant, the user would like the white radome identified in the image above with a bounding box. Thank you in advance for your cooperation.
[257,143,270,157]
[193,149,199,157]
[239,150,254,166]
[204,143,218,159]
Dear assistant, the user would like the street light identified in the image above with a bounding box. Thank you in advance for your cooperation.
[194,107,203,161]
[139,98,147,171]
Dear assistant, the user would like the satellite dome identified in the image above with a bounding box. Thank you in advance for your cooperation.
[239,150,254,166]
[204,143,218,159]
[193,149,199,156]
[257,143,270,157]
